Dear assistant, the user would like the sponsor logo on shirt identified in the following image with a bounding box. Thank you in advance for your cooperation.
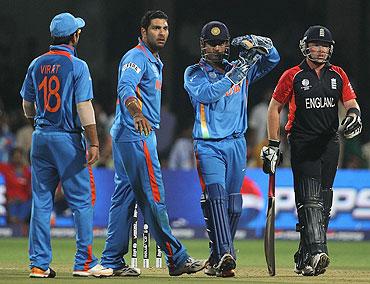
[225,83,242,97]
[305,97,335,109]
[301,79,311,91]
[122,62,141,74]
[155,80,162,90]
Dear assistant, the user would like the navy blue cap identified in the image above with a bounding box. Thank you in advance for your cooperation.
[304,25,334,44]
[200,21,230,42]
[50,12,85,37]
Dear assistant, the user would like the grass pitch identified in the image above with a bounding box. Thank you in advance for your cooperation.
[0,238,370,283]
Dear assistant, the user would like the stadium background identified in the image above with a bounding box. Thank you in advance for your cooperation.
[2,0,370,139]
[1,0,370,239]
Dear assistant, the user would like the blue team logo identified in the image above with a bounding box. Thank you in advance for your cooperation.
[208,72,217,79]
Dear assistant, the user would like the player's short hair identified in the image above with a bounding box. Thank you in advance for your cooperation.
[140,10,168,30]
[51,30,79,45]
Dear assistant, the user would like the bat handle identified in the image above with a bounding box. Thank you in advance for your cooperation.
[268,174,275,198]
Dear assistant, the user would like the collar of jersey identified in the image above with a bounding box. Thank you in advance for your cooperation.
[199,58,232,73]
[49,44,76,56]
[137,38,162,65]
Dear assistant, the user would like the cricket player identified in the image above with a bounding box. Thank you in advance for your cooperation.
[95,10,205,277]
[261,25,362,276]
[20,12,103,278]
[184,21,280,277]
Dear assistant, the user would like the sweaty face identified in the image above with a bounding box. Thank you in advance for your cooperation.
[142,18,169,52]
[202,40,229,63]
[307,41,331,64]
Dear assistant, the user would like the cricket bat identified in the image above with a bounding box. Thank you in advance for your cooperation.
[264,173,276,276]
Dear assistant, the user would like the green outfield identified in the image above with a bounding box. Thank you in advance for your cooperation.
[1,238,370,283]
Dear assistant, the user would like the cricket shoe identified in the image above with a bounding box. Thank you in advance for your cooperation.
[204,258,217,276]
[29,267,56,278]
[92,265,140,278]
[73,264,109,277]
[215,253,236,277]
[311,253,330,276]
[169,257,206,276]
[294,264,314,276]
[113,266,141,277]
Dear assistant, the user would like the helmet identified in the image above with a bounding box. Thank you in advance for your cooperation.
[299,25,335,63]
[200,21,230,62]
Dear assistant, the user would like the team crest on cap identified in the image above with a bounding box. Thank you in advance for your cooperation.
[319,28,325,37]
[211,27,221,36]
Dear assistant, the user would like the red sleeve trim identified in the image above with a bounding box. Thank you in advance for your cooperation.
[272,66,301,104]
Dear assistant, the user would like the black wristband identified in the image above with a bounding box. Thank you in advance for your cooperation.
[268,139,280,147]
[347,108,360,117]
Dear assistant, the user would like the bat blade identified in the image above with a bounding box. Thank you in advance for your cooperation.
[264,174,276,276]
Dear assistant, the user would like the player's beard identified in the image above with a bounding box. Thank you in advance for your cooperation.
[206,53,223,62]
[146,35,167,53]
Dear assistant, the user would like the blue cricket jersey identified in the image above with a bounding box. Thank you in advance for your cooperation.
[184,46,280,140]
[111,38,163,142]
[20,44,93,132]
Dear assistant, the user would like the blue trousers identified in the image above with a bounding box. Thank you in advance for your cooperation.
[29,130,98,271]
[194,136,246,261]
[101,132,188,270]
[194,137,246,193]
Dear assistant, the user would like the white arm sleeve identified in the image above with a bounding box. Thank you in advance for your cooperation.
[76,100,96,126]
[22,99,36,118]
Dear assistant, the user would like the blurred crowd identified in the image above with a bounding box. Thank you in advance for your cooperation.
[0,89,369,236]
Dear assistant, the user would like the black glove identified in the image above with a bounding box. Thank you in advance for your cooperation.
[339,108,362,139]
[260,140,283,175]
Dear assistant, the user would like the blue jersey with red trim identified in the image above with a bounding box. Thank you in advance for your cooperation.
[20,44,93,132]
[184,47,280,140]
[111,38,163,142]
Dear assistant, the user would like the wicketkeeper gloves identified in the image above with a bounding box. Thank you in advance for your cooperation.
[260,140,283,175]
[225,59,250,85]
[232,34,273,56]
[340,108,362,139]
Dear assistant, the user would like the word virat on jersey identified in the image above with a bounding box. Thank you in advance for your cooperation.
[41,64,61,74]
[305,97,335,109]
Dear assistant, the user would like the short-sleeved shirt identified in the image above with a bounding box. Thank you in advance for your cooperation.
[273,60,356,140]
[20,44,93,132]
[111,38,163,142]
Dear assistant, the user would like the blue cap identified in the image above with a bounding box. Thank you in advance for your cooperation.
[50,12,85,37]
[201,21,230,42]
